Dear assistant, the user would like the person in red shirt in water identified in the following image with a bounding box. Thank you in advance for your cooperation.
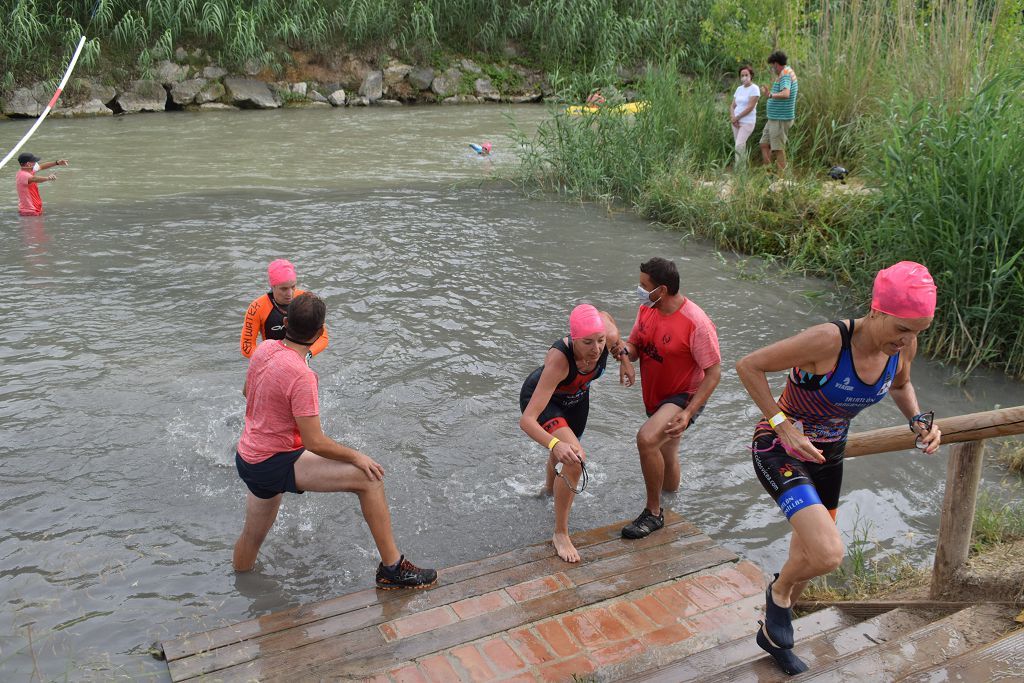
[618,257,722,539]
[15,152,67,216]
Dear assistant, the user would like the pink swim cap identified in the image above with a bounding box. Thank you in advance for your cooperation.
[871,261,937,318]
[569,304,605,339]
[267,259,297,287]
[482,141,492,153]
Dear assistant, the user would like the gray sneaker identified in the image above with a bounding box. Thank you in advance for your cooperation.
[621,507,664,539]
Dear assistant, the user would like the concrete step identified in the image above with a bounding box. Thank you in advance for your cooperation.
[794,603,1017,681]
[897,626,1024,682]
[616,606,858,682]
[694,606,934,683]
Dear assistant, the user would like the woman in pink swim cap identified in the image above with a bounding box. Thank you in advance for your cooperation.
[734,261,942,675]
[519,304,636,563]
[240,259,329,359]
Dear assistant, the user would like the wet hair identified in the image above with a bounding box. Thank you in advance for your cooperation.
[739,65,754,78]
[767,51,788,66]
[286,292,326,342]
[640,257,680,296]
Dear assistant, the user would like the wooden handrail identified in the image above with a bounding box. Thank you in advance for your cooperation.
[845,405,1024,457]
[838,405,1024,599]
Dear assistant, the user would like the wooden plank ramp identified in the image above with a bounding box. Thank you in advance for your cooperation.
[162,511,773,682]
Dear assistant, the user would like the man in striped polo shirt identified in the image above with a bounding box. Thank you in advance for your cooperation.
[759,50,799,172]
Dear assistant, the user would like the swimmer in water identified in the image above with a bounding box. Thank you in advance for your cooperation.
[519,304,635,562]
[735,261,942,675]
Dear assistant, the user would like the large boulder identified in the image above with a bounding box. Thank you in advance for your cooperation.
[170,78,208,106]
[2,85,47,117]
[195,81,225,104]
[85,80,117,105]
[358,71,383,102]
[408,66,434,91]
[290,82,308,97]
[442,94,480,105]
[154,60,188,85]
[199,102,238,111]
[327,89,347,106]
[474,78,500,101]
[52,99,112,117]
[308,89,329,104]
[116,80,167,112]
[459,59,482,74]
[326,54,373,90]
[431,68,462,98]
[203,65,228,80]
[383,63,412,88]
[223,77,281,109]
[508,93,542,104]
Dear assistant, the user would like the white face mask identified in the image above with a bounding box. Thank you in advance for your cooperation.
[636,285,662,308]
[32,162,40,172]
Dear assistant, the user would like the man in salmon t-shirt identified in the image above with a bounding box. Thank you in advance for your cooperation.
[234,291,436,589]
[15,152,67,216]
[617,257,722,539]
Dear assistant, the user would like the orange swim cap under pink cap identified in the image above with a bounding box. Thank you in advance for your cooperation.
[267,259,297,287]
[871,261,937,318]
[569,304,605,338]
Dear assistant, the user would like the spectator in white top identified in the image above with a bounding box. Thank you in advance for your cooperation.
[729,65,760,167]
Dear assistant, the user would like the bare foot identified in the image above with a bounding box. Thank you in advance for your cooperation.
[552,532,580,563]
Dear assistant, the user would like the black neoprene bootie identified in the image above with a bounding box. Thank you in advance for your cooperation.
[762,572,794,648]
[756,628,809,675]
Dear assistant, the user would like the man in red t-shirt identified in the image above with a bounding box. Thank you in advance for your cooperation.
[617,257,722,538]
[234,292,436,589]
[15,152,67,216]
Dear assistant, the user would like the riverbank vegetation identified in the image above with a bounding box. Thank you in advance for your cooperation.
[513,0,1024,378]
[0,0,710,91]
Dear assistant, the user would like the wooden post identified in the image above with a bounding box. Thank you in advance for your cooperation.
[930,440,984,599]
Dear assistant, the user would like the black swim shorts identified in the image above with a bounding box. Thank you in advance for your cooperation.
[235,447,305,499]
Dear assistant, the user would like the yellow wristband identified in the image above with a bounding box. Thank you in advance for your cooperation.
[547,437,560,451]
[768,411,787,428]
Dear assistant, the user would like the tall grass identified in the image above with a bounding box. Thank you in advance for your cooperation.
[512,0,1024,377]
[0,0,711,82]
[513,65,731,204]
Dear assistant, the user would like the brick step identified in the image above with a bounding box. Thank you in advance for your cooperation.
[367,560,769,682]
[617,607,857,682]
[695,607,935,683]
[896,627,1024,682]
[792,603,1017,681]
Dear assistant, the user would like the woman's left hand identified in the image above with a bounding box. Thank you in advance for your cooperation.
[619,359,635,387]
[915,422,942,454]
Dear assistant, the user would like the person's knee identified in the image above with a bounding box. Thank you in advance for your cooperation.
[808,536,845,575]
[345,476,383,501]
[636,426,663,452]
[559,460,582,479]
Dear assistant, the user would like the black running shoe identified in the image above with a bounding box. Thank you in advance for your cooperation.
[621,508,664,539]
[375,555,437,590]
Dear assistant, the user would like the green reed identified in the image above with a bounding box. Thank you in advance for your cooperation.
[0,0,709,82]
